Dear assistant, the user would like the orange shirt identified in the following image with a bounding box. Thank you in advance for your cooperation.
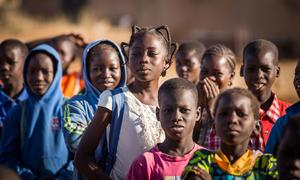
[61,72,84,98]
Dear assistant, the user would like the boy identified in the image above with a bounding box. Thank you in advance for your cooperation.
[126,78,203,179]
[0,39,28,133]
[182,88,278,179]
[240,39,290,150]
[265,58,300,154]
[176,41,206,85]
[277,115,300,179]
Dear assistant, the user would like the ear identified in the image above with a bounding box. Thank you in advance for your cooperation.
[195,106,202,122]
[156,107,160,122]
[253,120,262,135]
[276,66,280,78]
[228,71,235,86]
[240,65,244,77]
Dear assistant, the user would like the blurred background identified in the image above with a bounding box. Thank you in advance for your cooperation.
[1,0,299,102]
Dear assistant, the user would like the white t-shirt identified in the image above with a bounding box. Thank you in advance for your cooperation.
[98,86,165,180]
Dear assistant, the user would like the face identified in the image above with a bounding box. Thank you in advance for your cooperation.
[200,56,234,91]
[294,60,300,98]
[215,94,256,146]
[54,40,75,71]
[157,89,200,141]
[277,128,300,179]
[26,53,54,96]
[88,48,121,91]
[242,51,278,99]
[0,47,24,85]
[176,51,201,84]
[128,33,168,82]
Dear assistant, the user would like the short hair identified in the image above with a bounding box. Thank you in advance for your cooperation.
[0,39,28,59]
[177,41,206,62]
[158,78,198,106]
[243,39,279,65]
[202,44,236,73]
[213,87,260,120]
[51,35,76,59]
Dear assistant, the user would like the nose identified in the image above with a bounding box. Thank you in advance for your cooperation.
[255,69,264,79]
[227,112,238,125]
[207,75,216,82]
[140,52,150,64]
[35,71,44,81]
[172,109,182,123]
[0,62,9,71]
[100,68,111,78]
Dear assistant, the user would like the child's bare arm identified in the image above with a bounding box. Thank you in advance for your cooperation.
[74,107,112,180]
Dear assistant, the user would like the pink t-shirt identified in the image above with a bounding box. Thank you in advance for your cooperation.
[126,144,202,180]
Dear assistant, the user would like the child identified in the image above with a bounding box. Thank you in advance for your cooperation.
[26,33,87,98]
[241,39,290,151]
[63,39,126,153]
[193,44,236,147]
[182,88,278,179]
[175,41,206,85]
[0,39,28,133]
[126,78,203,180]
[265,58,300,154]
[277,115,300,180]
[51,35,85,98]
[74,25,177,179]
[0,44,73,179]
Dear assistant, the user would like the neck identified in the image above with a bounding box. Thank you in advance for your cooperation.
[159,136,195,156]
[128,79,159,106]
[220,140,249,163]
[259,91,273,111]
[3,82,24,99]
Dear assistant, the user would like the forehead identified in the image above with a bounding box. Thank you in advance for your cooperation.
[244,50,276,66]
[202,56,230,69]
[89,48,119,63]
[28,52,54,68]
[159,89,196,105]
[0,46,22,58]
[131,32,166,49]
[176,50,199,60]
[218,94,251,109]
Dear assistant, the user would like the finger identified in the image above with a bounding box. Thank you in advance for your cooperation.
[205,78,219,98]
[203,78,214,99]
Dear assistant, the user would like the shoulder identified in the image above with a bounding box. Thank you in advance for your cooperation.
[64,94,88,107]
[254,153,277,171]
[189,149,214,165]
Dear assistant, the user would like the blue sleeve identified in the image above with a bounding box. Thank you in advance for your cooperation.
[63,99,89,153]
[0,105,36,179]
[265,115,289,154]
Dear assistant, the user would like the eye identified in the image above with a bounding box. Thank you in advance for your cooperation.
[162,107,172,113]
[236,110,247,117]
[109,67,119,72]
[147,51,159,57]
[262,67,272,73]
[180,107,190,114]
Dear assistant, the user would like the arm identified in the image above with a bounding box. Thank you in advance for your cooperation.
[0,106,36,179]
[63,99,89,153]
[74,107,112,180]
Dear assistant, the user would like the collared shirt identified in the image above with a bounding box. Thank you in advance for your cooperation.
[205,93,289,152]
[0,87,28,126]
[259,94,290,147]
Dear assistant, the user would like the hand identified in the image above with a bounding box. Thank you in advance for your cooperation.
[185,166,212,180]
[290,159,300,179]
[67,32,88,47]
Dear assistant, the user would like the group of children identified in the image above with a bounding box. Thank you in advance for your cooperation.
[0,24,299,180]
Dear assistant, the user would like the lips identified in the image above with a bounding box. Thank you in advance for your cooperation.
[170,124,185,133]
[252,82,266,91]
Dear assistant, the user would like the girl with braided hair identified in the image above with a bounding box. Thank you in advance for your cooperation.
[74,25,178,180]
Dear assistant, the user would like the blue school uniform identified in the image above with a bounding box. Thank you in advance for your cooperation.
[0,86,28,127]
[265,101,300,154]
[0,44,73,179]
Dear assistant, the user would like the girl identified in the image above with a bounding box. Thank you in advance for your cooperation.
[193,44,236,147]
[182,88,278,179]
[74,25,177,179]
[63,40,126,153]
[0,44,73,179]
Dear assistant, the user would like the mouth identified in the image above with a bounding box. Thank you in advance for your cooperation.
[170,125,185,133]
[252,82,266,91]
[137,67,151,73]
[0,73,10,80]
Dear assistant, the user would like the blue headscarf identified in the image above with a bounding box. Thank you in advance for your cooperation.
[21,44,70,175]
[82,40,127,106]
